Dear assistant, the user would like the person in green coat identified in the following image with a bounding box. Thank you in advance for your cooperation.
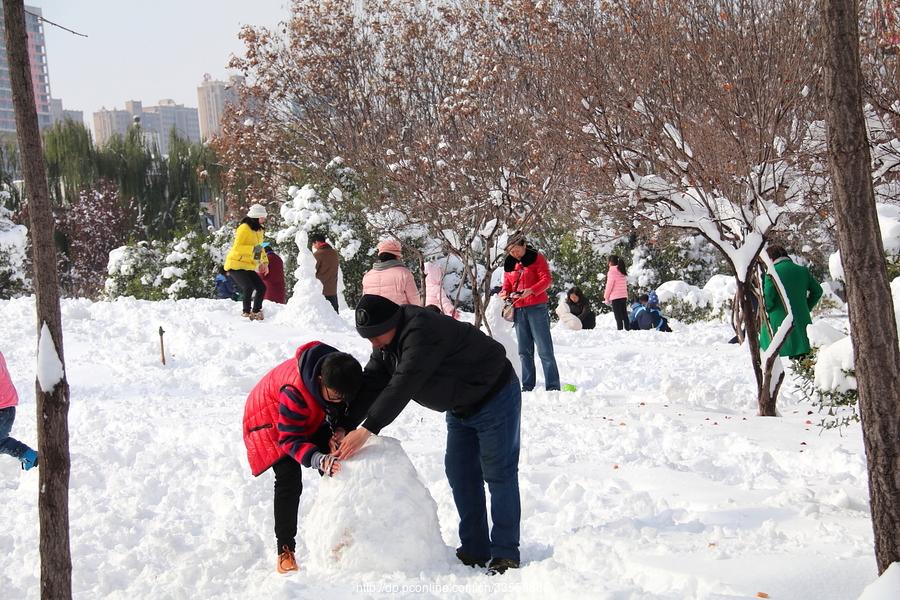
[759,245,824,358]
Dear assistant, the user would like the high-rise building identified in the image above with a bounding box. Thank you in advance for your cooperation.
[49,97,83,126]
[93,99,200,155]
[197,74,243,141]
[0,5,53,134]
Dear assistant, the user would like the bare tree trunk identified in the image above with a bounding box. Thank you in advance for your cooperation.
[823,0,900,575]
[737,276,780,416]
[2,1,73,597]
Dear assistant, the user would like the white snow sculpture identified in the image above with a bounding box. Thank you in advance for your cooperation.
[304,436,446,573]
[275,228,346,330]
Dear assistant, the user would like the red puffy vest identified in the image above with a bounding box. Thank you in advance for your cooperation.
[242,341,325,476]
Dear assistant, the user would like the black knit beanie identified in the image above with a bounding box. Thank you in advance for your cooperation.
[355,294,402,338]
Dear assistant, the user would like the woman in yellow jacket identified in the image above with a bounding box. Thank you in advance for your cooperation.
[225,203,270,320]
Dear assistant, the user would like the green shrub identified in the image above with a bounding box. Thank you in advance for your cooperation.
[792,349,859,430]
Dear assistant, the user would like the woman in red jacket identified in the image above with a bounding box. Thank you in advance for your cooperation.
[242,342,363,573]
[499,233,560,391]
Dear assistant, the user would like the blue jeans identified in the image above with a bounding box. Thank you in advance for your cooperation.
[514,303,560,391]
[0,407,30,459]
[445,374,522,562]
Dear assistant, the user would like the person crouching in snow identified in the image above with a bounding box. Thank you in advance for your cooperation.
[336,294,522,576]
[242,342,363,574]
[555,293,583,331]
[0,350,38,470]
[565,286,596,330]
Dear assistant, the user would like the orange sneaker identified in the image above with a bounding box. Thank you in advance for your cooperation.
[277,546,298,574]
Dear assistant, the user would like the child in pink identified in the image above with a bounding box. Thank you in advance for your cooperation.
[0,351,38,470]
[604,255,631,331]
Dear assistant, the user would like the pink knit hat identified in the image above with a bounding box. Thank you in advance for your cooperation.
[377,239,402,256]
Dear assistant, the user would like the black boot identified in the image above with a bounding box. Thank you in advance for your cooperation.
[486,557,520,575]
[456,549,488,568]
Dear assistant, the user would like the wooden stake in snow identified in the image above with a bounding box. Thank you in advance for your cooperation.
[159,326,166,365]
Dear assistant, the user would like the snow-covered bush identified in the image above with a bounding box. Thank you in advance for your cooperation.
[105,226,234,301]
[542,231,615,313]
[273,183,372,305]
[0,205,30,298]
[629,235,725,291]
[105,241,166,300]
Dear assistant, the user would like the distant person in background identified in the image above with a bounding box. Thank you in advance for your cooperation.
[225,203,269,320]
[604,255,630,331]
[214,267,238,300]
[310,233,340,312]
[565,286,596,330]
[362,239,421,306]
[499,232,560,392]
[759,245,823,359]
[261,242,287,304]
[424,261,459,318]
[0,350,38,471]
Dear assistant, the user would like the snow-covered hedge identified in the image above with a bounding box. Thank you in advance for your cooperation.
[105,227,233,301]
[0,206,31,298]
[654,275,736,323]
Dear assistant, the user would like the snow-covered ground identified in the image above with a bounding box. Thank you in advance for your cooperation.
[0,296,880,599]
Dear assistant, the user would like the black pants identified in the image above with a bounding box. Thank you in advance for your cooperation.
[324,294,339,312]
[228,270,266,313]
[611,298,631,331]
[273,457,303,553]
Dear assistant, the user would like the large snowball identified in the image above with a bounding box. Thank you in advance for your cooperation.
[304,436,447,573]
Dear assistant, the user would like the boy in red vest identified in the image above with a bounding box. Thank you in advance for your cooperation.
[242,341,363,574]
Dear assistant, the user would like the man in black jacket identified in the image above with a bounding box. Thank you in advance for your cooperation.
[336,294,522,575]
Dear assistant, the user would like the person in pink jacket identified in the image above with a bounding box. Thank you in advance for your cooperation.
[424,261,459,318]
[362,239,422,306]
[604,255,631,331]
[0,351,38,470]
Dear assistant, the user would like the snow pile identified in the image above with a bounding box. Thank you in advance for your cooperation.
[555,293,582,331]
[304,436,446,573]
[829,202,900,282]
[811,276,900,393]
[702,274,737,308]
[857,563,900,600]
[656,280,710,308]
[807,321,848,348]
[484,293,521,380]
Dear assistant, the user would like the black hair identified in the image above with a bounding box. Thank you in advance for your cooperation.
[766,245,789,260]
[425,304,442,313]
[378,252,398,262]
[609,255,628,276]
[567,286,583,300]
[240,216,264,231]
[309,233,326,244]
[320,352,363,398]
[639,293,649,303]
[506,230,527,249]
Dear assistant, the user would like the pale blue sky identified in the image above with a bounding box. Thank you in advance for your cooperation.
[33,1,288,122]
